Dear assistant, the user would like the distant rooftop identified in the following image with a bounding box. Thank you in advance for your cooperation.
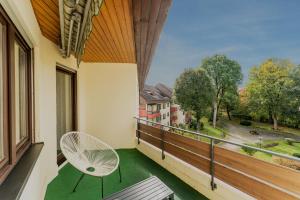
[140,83,172,104]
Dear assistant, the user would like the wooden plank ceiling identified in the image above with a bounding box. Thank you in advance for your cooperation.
[31,0,172,89]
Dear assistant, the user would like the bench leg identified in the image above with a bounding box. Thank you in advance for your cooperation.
[169,194,174,200]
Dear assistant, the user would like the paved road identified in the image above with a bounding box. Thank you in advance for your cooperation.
[218,119,300,151]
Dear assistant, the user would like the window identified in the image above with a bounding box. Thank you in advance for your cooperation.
[167,112,169,117]
[15,41,30,147]
[167,103,170,107]
[163,103,166,109]
[163,114,166,119]
[0,7,33,184]
[147,105,152,112]
[0,14,8,173]
[157,104,161,111]
[56,66,77,165]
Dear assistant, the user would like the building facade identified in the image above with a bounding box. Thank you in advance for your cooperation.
[139,85,171,127]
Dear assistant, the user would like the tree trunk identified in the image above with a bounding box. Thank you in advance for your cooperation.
[213,101,218,128]
[226,105,231,120]
[272,113,278,130]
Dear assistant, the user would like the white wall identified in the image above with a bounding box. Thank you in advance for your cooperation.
[160,103,170,126]
[78,63,138,149]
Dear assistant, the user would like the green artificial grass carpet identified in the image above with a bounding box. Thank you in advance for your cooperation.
[45,149,208,200]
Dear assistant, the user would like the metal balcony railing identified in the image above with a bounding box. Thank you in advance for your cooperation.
[134,117,300,200]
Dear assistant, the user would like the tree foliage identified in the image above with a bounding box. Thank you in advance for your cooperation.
[246,59,295,129]
[174,68,213,123]
[201,55,242,127]
[221,85,239,120]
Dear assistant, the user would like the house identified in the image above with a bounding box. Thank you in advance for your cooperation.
[170,104,186,126]
[154,83,186,126]
[0,1,299,200]
[139,85,171,127]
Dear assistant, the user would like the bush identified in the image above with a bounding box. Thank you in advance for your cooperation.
[199,122,204,130]
[249,130,259,135]
[285,138,295,145]
[262,142,279,148]
[273,156,300,170]
[242,146,257,156]
[293,153,300,158]
[189,119,197,130]
[240,120,252,126]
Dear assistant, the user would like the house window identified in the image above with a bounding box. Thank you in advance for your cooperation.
[163,103,166,109]
[147,105,152,112]
[157,104,161,111]
[163,114,166,119]
[0,8,33,184]
[167,112,169,117]
[56,66,77,165]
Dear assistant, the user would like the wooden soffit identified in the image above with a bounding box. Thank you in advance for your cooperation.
[31,0,172,88]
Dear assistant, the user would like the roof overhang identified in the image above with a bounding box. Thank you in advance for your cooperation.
[30,0,172,89]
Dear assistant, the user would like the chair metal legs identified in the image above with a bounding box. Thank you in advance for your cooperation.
[73,166,121,197]
[73,173,85,192]
[118,165,122,183]
[101,177,104,198]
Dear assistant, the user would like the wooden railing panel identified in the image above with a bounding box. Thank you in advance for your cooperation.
[164,131,210,158]
[137,131,161,149]
[164,143,210,174]
[139,123,162,139]
[215,164,298,200]
[215,146,300,195]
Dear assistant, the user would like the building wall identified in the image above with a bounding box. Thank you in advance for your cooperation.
[160,102,170,126]
[77,63,138,149]
[171,104,186,126]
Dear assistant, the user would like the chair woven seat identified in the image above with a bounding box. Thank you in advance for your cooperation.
[60,132,119,177]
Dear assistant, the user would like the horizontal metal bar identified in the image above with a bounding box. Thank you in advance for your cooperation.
[134,117,300,162]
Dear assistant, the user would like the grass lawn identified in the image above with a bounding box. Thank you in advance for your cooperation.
[252,121,300,137]
[172,117,225,143]
[240,139,300,163]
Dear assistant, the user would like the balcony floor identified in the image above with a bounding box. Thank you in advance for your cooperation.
[45,149,208,200]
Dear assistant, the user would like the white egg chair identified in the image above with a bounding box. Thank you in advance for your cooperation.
[60,131,122,197]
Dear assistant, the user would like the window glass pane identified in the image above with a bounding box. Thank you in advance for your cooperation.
[56,71,74,155]
[0,24,3,160]
[15,42,28,144]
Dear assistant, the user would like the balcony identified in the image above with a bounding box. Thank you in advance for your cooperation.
[45,149,208,200]
[1,0,300,200]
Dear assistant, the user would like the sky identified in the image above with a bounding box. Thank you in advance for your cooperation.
[146,0,300,88]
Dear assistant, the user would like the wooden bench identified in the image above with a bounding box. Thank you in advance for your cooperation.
[103,176,174,200]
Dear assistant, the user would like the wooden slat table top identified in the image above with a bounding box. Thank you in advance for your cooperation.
[103,176,174,200]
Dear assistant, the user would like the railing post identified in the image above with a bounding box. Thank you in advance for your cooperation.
[137,120,140,144]
[210,139,217,190]
[160,125,165,160]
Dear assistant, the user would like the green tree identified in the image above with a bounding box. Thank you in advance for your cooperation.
[174,68,213,130]
[246,59,294,130]
[281,65,300,128]
[221,85,239,120]
[201,55,242,128]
